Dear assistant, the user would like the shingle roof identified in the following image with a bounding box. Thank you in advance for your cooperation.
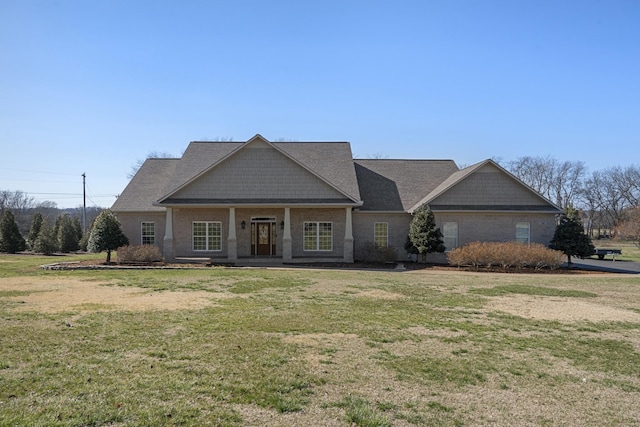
[408,159,562,213]
[111,158,180,212]
[112,136,362,211]
[354,159,459,211]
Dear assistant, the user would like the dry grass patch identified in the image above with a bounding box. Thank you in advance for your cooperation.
[0,276,220,313]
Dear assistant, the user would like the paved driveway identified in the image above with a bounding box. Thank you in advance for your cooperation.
[568,257,640,274]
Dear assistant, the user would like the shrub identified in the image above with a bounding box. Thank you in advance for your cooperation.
[117,245,164,265]
[359,241,398,264]
[447,242,564,271]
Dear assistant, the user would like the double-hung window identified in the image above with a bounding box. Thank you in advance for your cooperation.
[303,222,333,251]
[443,222,458,251]
[374,222,388,248]
[141,221,155,245]
[516,222,530,244]
[193,221,222,251]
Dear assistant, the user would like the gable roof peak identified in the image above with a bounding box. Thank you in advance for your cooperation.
[247,134,270,143]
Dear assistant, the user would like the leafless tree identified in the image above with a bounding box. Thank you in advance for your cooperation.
[615,206,640,248]
[505,156,585,208]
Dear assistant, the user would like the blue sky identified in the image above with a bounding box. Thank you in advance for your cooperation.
[1,0,639,208]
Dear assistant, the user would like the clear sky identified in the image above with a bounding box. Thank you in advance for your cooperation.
[1,0,639,209]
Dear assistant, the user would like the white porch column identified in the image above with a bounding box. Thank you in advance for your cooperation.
[283,207,292,261]
[344,207,354,262]
[228,207,238,261]
[163,207,175,262]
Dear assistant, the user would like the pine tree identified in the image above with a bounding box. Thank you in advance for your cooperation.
[87,210,129,263]
[33,220,58,255]
[0,210,26,253]
[549,206,595,265]
[57,214,80,253]
[27,212,44,250]
[408,205,445,262]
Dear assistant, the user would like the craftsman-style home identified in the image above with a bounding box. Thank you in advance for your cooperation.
[112,134,561,263]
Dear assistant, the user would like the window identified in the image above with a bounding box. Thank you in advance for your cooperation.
[141,221,155,245]
[516,222,530,244]
[193,221,222,251]
[303,222,332,251]
[443,222,458,251]
[374,222,388,248]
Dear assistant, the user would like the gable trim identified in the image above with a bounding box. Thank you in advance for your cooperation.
[408,159,562,214]
[157,135,362,205]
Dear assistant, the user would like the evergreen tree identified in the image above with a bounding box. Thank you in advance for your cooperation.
[87,210,129,263]
[72,216,83,244]
[57,213,80,253]
[33,220,58,255]
[549,206,595,265]
[408,205,445,262]
[0,210,26,253]
[27,212,44,250]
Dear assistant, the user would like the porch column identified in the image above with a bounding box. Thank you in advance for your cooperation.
[344,207,354,262]
[228,207,237,261]
[283,207,292,261]
[163,207,175,262]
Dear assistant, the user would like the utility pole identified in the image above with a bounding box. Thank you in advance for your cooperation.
[82,173,87,233]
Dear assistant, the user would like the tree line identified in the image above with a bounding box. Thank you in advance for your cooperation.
[0,189,104,254]
[503,156,640,242]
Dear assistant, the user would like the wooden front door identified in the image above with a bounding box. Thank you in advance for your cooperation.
[256,222,272,255]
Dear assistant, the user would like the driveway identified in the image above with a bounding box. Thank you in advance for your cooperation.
[568,257,640,274]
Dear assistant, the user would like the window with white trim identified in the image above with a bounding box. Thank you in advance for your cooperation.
[193,221,222,251]
[141,221,155,245]
[303,222,333,251]
[443,222,458,251]
[516,222,530,244]
[374,222,388,248]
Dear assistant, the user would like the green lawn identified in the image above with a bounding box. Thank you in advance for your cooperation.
[1,254,639,426]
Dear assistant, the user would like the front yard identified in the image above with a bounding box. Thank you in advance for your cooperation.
[1,253,639,426]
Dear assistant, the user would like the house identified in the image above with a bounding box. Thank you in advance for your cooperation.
[112,134,561,263]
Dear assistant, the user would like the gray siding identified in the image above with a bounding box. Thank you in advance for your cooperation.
[116,212,167,252]
[172,141,347,201]
[431,163,546,207]
[434,212,557,247]
[352,212,412,261]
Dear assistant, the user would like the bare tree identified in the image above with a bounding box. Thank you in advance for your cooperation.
[505,156,585,208]
[615,206,640,248]
[551,160,587,209]
[580,170,627,236]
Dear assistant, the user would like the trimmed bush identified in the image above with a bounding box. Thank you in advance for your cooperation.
[447,242,564,271]
[359,241,398,264]
[117,245,164,265]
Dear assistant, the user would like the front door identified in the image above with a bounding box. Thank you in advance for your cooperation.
[256,222,272,255]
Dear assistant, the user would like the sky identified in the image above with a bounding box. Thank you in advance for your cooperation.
[1,0,639,209]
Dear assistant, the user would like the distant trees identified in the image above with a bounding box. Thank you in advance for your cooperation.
[505,156,586,209]
[408,205,445,262]
[87,210,129,263]
[503,157,640,238]
[615,207,640,249]
[549,206,595,265]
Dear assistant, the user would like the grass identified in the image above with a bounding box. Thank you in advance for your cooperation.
[0,253,639,426]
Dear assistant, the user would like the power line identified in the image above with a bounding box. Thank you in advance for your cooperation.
[0,167,80,176]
